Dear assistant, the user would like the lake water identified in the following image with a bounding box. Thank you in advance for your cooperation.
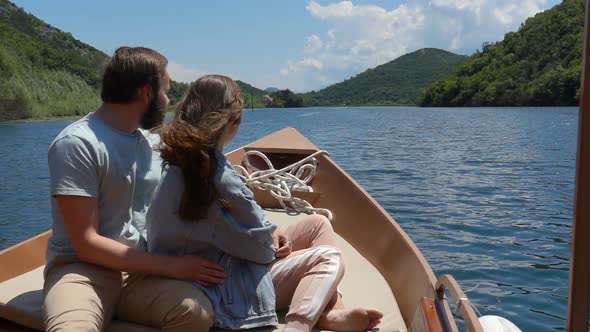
[0,106,578,331]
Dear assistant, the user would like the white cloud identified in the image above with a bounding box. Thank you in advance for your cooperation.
[301,58,324,69]
[304,34,324,53]
[494,4,518,24]
[429,0,485,12]
[167,61,207,83]
[279,0,552,91]
[280,57,324,76]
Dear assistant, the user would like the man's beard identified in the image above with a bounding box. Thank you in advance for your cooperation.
[140,93,167,129]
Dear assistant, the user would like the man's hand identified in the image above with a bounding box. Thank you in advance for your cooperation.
[273,228,292,259]
[170,256,226,287]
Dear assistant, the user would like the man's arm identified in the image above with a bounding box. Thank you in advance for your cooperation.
[56,195,225,286]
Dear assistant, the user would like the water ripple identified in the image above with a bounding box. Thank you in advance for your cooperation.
[0,106,578,331]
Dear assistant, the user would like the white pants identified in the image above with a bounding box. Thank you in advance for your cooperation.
[270,215,344,326]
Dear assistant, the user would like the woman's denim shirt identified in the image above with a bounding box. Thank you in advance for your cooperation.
[146,151,278,329]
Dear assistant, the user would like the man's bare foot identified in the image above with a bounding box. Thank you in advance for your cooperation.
[317,308,383,331]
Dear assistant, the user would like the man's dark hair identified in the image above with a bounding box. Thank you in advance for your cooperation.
[101,47,168,103]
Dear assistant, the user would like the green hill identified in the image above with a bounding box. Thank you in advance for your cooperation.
[168,80,190,107]
[0,0,106,120]
[420,0,584,107]
[0,0,269,121]
[167,80,267,109]
[300,48,467,106]
[236,80,268,108]
[265,89,304,108]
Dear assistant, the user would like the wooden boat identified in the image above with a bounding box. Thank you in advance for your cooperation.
[2,0,590,327]
[0,127,485,332]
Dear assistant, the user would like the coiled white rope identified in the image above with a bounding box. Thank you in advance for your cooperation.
[234,150,333,221]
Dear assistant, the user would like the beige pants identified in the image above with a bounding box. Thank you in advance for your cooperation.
[43,261,214,332]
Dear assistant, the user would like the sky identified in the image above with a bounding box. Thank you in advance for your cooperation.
[12,0,561,92]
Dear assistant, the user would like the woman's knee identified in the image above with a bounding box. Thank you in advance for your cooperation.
[313,245,345,275]
[305,214,333,233]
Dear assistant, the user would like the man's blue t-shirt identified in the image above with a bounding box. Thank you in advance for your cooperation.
[46,113,161,266]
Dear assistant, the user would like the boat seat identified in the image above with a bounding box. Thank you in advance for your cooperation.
[0,210,407,332]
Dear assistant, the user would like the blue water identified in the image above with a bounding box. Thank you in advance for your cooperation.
[0,107,578,331]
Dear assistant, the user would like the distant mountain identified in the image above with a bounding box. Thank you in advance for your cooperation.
[168,80,267,109]
[265,89,304,108]
[264,87,279,93]
[236,80,266,95]
[300,48,467,106]
[236,80,267,108]
[421,0,584,106]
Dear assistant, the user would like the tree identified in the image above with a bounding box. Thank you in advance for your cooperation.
[0,47,16,81]
[420,0,584,107]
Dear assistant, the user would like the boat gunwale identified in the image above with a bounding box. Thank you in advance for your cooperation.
[229,127,453,327]
[0,231,50,283]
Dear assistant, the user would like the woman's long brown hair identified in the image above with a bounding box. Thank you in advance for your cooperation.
[156,75,243,220]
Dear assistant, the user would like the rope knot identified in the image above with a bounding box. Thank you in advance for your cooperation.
[234,150,333,221]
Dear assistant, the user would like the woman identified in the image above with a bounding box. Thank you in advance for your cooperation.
[147,75,382,332]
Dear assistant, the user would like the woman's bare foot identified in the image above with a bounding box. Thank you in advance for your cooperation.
[317,308,383,331]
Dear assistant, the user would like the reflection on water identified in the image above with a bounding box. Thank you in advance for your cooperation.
[0,106,578,331]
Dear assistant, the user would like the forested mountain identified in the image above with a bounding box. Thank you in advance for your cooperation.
[168,80,268,109]
[266,89,304,108]
[1,0,582,121]
[0,0,106,120]
[300,48,467,106]
[420,0,584,107]
[0,0,269,120]
[168,80,190,106]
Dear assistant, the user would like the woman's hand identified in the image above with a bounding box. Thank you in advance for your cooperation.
[170,256,226,287]
[273,228,292,258]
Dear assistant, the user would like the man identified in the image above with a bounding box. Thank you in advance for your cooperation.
[43,47,223,331]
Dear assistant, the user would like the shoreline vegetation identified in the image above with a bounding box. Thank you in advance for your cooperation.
[2,110,175,124]
[2,114,82,124]
[0,0,584,122]
[4,105,581,125]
